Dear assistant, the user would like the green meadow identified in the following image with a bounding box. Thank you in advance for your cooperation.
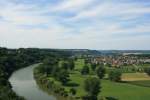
[54,59,150,100]
[40,59,150,100]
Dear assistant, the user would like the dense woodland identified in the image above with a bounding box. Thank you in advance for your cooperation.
[0,47,71,100]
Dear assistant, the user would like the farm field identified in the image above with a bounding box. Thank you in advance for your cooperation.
[122,73,150,81]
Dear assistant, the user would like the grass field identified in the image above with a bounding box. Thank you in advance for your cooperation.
[48,59,150,100]
[65,72,150,100]
[128,80,150,87]
[101,80,150,100]
[75,59,85,70]
[63,71,150,100]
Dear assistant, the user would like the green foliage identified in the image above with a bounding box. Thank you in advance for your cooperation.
[91,63,97,71]
[69,88,76,96]
[109,70,122,82]
[61,61,69,70]
[96,65,106,79]
[84,77,101,98]
[144,67,150,76]
[105,63,112,68]
[81,65,90,75]
[68,60,75,70]
[57,69,70,85]
[43,57,58,66]
[34,66,70,98]
[60,60,75,71]
[0,47,71,100]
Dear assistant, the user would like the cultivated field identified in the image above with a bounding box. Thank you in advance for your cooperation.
[122,73,150,81]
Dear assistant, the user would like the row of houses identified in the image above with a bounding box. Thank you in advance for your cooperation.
[90,55,150,67]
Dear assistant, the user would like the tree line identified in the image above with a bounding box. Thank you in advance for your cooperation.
[0,47,71,100]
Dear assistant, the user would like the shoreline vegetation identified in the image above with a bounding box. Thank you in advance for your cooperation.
[34,68,75,100]
[0,47,71,100]
[34,64,78,100]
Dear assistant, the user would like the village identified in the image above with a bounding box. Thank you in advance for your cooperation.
[89,55,150,67]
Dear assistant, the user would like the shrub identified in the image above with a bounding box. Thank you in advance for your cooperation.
[144,67,150,76]
[81,65,89,75]
[109,70,122,82]
[84,77,101,100]
[96,66,106,79]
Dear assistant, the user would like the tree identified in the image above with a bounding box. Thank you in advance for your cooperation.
[144,67,150,76]
[81,65,89,75]
[96,65,105,79]
[57,69,69,85]
[84,77,101,100]
[61,62,69,70]
[109,70,122,82]
[91,63,97,71]
[69,88,76,96]
[68,60,75,70]
[43,57,58,66]
[52,66,60,78]
[106,63,112,67]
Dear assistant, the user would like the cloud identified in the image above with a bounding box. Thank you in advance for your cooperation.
[49,0,95,12]
[70,2,150,21]
[0,0,150,49]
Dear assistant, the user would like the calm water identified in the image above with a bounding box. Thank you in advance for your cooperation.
[9,64,56,100]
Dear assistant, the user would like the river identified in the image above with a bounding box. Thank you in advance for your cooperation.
[9,64,56,100]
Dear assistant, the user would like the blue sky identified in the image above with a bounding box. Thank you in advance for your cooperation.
[0,0,150,50]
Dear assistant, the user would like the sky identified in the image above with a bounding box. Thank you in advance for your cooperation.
[0,0,150,50]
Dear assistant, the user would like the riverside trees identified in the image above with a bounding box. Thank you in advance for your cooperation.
[0,48,43,100]
[0,47,71,100]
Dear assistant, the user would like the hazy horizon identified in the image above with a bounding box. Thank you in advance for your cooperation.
[0,0,150,50]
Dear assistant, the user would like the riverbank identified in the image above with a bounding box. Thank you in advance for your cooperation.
[34,65,77,100]
[9,64,56,100]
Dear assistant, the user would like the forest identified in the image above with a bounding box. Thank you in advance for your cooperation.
[0,47,70,100]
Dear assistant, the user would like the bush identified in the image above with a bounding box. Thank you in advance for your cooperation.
[84,77,101,100]
[144,67,150,76]
[81,65,89,75]
[82,95,97,100]
[91,63,97,71]
[109,70,122,82]
[69,88,76,96]
[96,66,105,79]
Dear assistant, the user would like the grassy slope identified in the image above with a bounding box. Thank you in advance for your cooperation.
[127,80,150,87]
[122,73,150,81]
